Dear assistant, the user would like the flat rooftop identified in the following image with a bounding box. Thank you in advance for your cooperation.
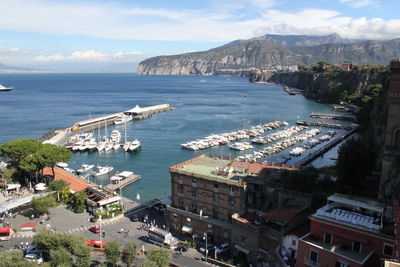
[170,154,301,185]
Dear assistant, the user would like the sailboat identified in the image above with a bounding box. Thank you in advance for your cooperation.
[104,120,113,152]
[96,121,105,152]
[123,120,131,152]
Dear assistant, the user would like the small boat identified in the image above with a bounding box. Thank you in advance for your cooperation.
[128,139,141,152]
[56,162,68,168]
[87,139,97,151]
[77,164,94,174]
[114,114,133,125]
[0,84,13,92]
[104,142,114,152]
[96,141,106,152]
[110,130,121,143]
[113,143,120,150]
[79,142,89,151]
[94,166,114,176]
[123,142,131,152]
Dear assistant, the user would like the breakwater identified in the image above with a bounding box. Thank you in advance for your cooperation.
[42,104,175,146]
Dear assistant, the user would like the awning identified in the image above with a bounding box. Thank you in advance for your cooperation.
[235,244,250,254]
[6,184,21,190]
[182,225,193,234]
[34,183,47,191]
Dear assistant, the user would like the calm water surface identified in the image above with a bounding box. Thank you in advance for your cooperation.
[0,74,338,202]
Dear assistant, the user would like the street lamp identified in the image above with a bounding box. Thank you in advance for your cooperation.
[203,232,208,262]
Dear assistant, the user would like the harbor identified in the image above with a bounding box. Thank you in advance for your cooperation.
[43,104,175,147]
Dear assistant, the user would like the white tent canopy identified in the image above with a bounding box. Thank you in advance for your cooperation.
[6,184,21,191]
[34,183,47,191]
[126,105,143,114]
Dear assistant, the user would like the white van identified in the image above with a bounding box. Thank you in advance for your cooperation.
[147,227,174,247]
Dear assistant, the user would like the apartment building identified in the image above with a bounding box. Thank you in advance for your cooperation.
[297,193,397,267]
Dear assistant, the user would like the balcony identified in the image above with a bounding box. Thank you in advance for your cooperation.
[304,257,320,267]
[167,205,232,229]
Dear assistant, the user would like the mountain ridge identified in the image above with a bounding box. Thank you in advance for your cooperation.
[137,34,400,75]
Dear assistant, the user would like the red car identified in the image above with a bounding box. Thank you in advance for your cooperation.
[89,225,100,233]
[86,239,108,248]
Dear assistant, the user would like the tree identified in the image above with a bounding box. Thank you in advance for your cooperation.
[49,180,71,202]
[31,194,57,215]
[50,247,72,267]
[36,144,71,177]
[33,230,90,267]
[337,137,377,194]
[122,242,137,267]
[104,240,121,266]
[0,139,41,167]
[0,249,36,267]
[145,248,170,267]
[69,191,87,213]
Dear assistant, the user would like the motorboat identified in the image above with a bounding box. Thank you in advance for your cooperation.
[96,141,106,152]
[113,143,120,150]
[79,142,89,151]
[110,130,121,143]
[77,164,94,174]
[0,84,13,91]
[123,142,131,152]
[87,139,98,151]
[93,166,114,176]
[114,114,133,125]
[128,139,141,152]
[104,142,114,152]
[56,162,68,168]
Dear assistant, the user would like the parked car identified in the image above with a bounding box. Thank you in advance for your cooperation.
[199,243,215,253]
[174,245,188,254]
[216,243,230,254]
[85,239,108,248]
[89,225,100,233]
[25,253,43,264]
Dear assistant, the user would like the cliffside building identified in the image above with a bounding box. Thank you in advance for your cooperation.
[380,59,400,199]
[296,193,396,267]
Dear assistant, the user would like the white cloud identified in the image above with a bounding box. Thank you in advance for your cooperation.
[0,46,34,55]
[33,50,143,62]
[0,0,398,43]
[339,0,379,8]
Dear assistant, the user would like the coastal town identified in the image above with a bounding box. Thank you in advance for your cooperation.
[0,58,399,267]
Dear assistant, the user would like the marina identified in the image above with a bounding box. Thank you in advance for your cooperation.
[310,113,356,121]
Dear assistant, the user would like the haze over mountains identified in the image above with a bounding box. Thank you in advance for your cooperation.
[137,34,400,75]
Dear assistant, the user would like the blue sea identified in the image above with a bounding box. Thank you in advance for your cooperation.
[0,74,341,202]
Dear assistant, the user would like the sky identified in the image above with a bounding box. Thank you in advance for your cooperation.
[0,0,399,71]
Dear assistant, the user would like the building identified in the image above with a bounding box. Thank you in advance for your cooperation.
[297,193,397,267]
[167,154,248,243]
[167,154,306,266]
[43,167,91,192]
[380,59,400,199]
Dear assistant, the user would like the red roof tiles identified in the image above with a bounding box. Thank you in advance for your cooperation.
[43,167,91,192]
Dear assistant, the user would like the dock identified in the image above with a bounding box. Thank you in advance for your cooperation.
[104,174,141,192]
[310,113,356,122]
[43,104,175,146]
[294,126,359,166]
[296,120,354,130]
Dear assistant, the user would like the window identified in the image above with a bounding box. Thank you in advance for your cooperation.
[192,178,197,183]
[213,192,219,202]
[309,249,318,263]
[223,230,228,238]
[212,208,219,219]
[178,184,183,193]
[229,186,234,192]
[228,196,235,206]
[191,202,197,213]
[291,239,297,246]
[383,243,394,256]
[324,233,332,244]
[352,241,362,253]
[241,235,246,241]
[192,188,197,197]
[214,183,219,188]
[228,212,233,223]
[178,199,184,209]
[335,261,349,267]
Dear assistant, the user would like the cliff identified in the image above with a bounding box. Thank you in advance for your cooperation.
[137,34,400,75]
[250,68,388,103]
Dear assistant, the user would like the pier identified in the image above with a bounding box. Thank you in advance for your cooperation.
[294,126,359,166]
[296,120,355,130]
[43,104,175,146]
[310,113,356,122]
[104,174,141,192]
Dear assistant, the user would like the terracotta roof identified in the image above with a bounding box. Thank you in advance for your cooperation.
[263,206,308,224]
[231,161,266,174]
[43,167,91,192]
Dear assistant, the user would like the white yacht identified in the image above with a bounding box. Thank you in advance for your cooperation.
[87,139,97,151]
[114,114,133,125]
[79,142,89,151]
[128,139,141,152]
[0,84,13,92]
[110,130,121,143]
[113,143,120,150]
[77,164,94,174]
[104,142,114,152]
[93,166,114,176]
[96,141,106,152]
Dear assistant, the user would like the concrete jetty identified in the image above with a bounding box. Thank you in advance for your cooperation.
[296,120,354,130]
[294,126,359,166]
[310,113,356,122]
[104,174,141,192]
[43,104,175,146]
